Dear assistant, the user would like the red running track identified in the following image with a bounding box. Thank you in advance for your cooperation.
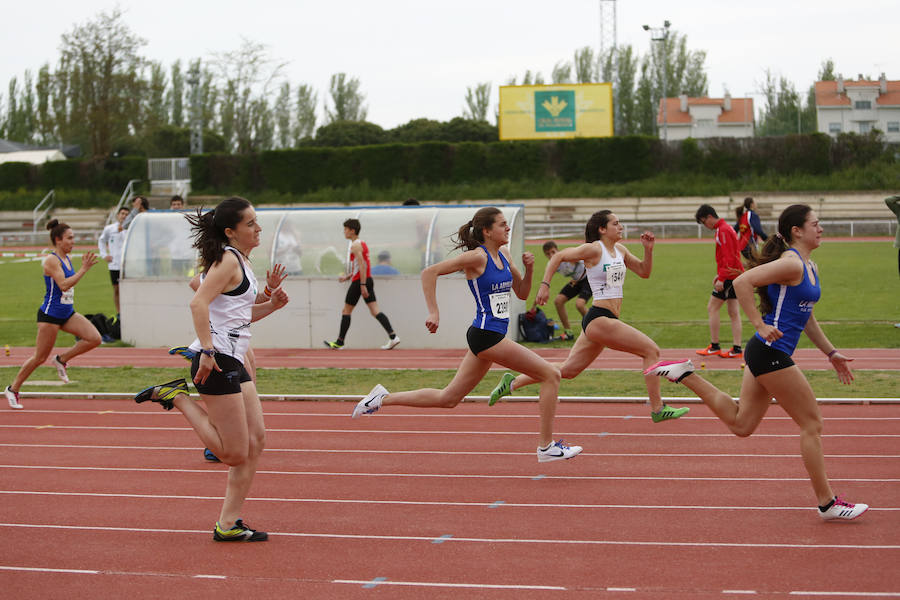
[2,345,899,371]
[1,397,898,598]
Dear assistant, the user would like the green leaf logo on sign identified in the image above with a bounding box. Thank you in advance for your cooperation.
[534,90,576,132]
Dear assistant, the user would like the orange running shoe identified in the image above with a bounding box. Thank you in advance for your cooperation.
[719,348,743,358]
[696,344,721,356]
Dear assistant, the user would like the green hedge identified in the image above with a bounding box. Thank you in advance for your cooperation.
[2,133,894,200]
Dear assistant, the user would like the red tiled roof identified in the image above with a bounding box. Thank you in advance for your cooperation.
[815,80,900,107]
[656,97,754,125]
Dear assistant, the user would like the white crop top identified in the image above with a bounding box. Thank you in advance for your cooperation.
[585,241,626,300]
[189,246,258,364]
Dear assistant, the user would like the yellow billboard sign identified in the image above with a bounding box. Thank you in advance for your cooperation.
[499,83,613,140]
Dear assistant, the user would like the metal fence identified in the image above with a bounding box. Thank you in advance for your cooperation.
[525,219,899,240]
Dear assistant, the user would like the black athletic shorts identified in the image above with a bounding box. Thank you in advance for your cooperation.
[559,277,592,301]
[109,269,121,286]
[466,326,506,356]
[190,352,252,396]
[581,306,618,331]
[744,335,795,377]
[345,279,376,305]
[37,309,72,326]
[711,278,737,301]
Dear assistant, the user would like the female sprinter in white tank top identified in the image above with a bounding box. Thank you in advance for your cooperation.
[490,210,689,423]
[134,196,290,541]
[351,207,581,462]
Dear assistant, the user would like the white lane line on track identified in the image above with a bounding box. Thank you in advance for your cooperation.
[789,593,900,597]
[333,579,567,590]
[2,424,897,438]
[2,464,898,483]
[2,522,898,549]
[0,565,99,574]
[11,409,900,421]
[2,490,898,513]
[2,443,897,459]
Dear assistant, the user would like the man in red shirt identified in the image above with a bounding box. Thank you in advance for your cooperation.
[695,204,744,358]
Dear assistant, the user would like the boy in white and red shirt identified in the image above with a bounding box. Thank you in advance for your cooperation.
[695,204,744,358]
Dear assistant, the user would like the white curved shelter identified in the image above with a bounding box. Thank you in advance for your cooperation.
[120,204,526,348]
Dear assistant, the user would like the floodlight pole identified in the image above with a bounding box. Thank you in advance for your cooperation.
[643,20,671,141]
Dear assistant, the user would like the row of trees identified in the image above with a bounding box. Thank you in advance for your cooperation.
[0,8,837,160]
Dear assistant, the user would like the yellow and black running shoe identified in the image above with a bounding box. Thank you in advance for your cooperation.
[213,519,268,542]
[134,378,188,410]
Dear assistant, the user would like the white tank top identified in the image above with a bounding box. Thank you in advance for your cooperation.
[585,241,626,300]
[189,246,258,363]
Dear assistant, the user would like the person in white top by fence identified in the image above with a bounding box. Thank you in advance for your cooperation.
[98,207,130,314]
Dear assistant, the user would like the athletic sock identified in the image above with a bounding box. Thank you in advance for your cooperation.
[375,312,395,337]
[709,343,720,350]
[818,497,836,512]
[733,345,741,352]
[337,315,351,345]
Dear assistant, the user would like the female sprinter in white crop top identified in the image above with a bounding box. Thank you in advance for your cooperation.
[489,210,689,423]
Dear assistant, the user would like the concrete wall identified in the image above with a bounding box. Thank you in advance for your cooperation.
[120,275,527,349]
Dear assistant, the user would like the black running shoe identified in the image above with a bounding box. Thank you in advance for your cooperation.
[134,378,188,410]
[213,519,268,542]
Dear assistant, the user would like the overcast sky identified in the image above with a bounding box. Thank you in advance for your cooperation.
[3,0,899,130]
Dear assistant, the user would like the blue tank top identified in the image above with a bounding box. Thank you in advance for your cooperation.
[754,248,820,355]
[41,253,76,319]
[467,246,512,334]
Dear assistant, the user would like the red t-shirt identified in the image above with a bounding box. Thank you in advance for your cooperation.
[714,218,744,281]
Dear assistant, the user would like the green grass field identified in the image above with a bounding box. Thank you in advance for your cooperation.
[3,366,897,399]
[1,240,897,348]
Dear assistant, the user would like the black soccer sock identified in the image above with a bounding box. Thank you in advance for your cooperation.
[337,315,351,344]
[375,312,395,337]
[818,497,836,512]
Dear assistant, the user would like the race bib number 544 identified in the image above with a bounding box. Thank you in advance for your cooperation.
[489,292,510,319]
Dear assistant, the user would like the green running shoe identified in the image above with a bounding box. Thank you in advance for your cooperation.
[134,378,188,410]
[489,372,516,407]
[651,403,690,423]
[213,519,268,542]
[323,340,344,349]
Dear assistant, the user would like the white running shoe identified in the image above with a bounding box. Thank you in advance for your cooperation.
[537,439,583,463]
[381,336,400,350]
[644,359,694,383]
[53,355,69,384]
[353,384,388,418]
[5,386,23,409]
[818,496,869,521]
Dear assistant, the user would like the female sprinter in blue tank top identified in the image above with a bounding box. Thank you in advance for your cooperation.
[489,210,689,423]
[645,204,867,520]
[351,206,582,462]
[5,219,101,410]
[134,197,290,541]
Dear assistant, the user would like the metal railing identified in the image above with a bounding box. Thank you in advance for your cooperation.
[31,190,55,233]
[108,179,141,225]
[525,219,899,239]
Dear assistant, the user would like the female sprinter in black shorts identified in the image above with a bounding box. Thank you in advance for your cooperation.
[134,197,290,540]
[490,210,689,423]
[5,219,100,409]
[645,204,867,521]
[351,206,581,462]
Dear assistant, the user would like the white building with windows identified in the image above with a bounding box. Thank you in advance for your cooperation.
[656,93,754,140]
[815,75,900,141]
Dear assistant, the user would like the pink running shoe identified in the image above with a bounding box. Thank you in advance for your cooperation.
[644,359,694,383]
[818,496,869,521]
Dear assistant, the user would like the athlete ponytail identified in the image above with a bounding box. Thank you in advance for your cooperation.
[46,219,70,245]
[748,203,812,315]
[452,207,502,252]
[185,196,251,271]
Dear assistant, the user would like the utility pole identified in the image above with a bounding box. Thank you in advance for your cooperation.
[643,20,671,141]
[187,62,203,155]
[599,0,618,134]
